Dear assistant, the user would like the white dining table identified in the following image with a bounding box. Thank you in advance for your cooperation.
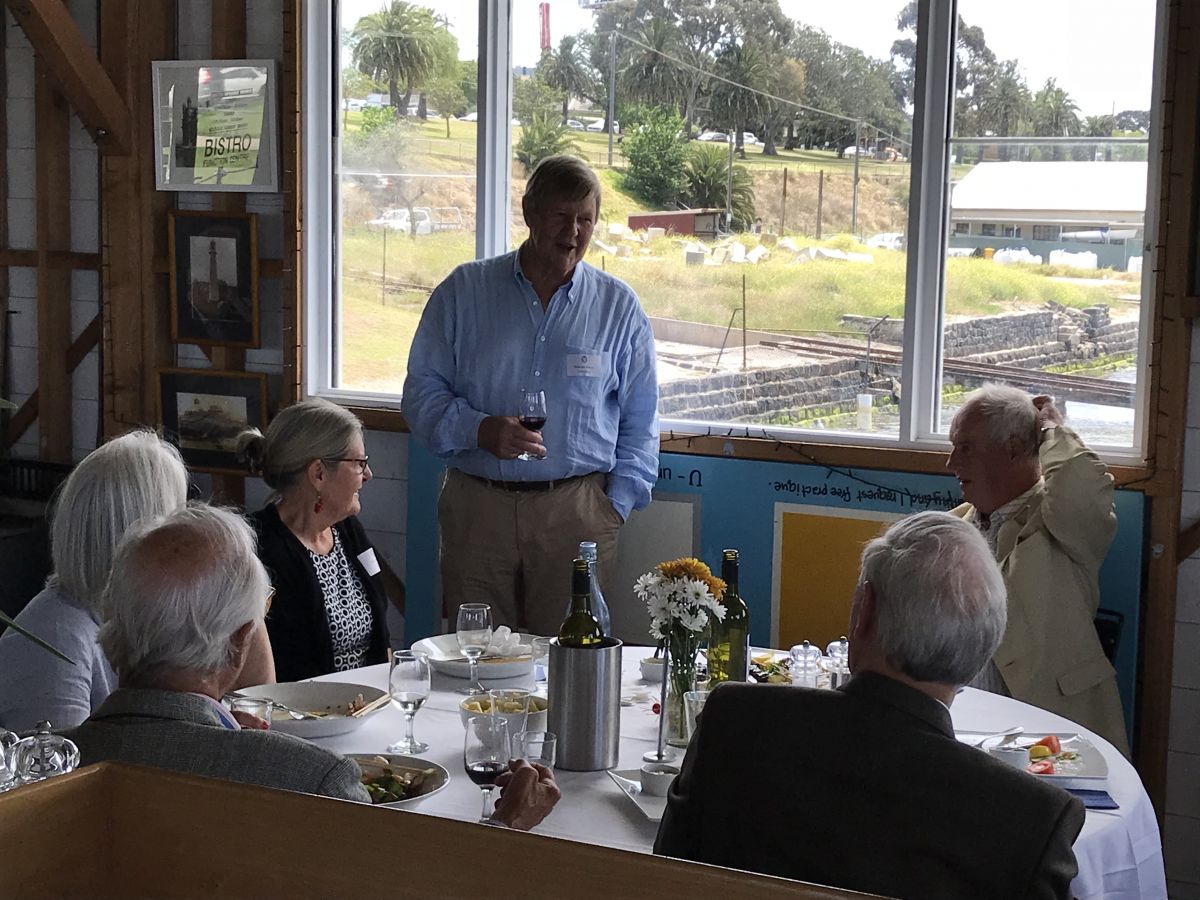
[308,651,1166,900]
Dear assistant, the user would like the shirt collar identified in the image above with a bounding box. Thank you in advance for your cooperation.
[976,477,1044,548]
[512,244,585,303]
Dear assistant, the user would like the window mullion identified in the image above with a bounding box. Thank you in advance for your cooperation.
[476,0,513,259]
[901,0,955,444]
[304,0,335,396]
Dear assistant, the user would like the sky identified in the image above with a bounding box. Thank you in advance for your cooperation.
[340,1,1157,117]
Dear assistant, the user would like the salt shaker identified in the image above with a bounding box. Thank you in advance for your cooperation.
[789,640,823,688]
[826,636,851,689]
[12,722,80,785]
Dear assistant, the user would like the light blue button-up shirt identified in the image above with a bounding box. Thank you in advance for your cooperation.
[402,249,660,520]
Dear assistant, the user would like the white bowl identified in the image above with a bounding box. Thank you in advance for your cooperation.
[987,744,1030,770]
[411,634,534,680]
[348,754,450,807]
[639,656,664,682]
[459,694,548,732]
[639,763,679,796]
[236,682,386,739]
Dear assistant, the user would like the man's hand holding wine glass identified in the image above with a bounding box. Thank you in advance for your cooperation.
[492,759,560,831]
[477,416,546,461]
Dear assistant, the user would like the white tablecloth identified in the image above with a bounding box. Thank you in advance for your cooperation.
[309,654,1166,900]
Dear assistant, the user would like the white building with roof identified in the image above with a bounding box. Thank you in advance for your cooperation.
[950,161,1147,243]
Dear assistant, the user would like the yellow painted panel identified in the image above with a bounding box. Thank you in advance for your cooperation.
[778,512,892,649]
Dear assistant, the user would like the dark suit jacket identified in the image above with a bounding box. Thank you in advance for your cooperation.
[654,673,1085,900]
[250,505,390,682]
[65,689,370,803]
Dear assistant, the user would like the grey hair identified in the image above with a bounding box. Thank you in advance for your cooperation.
[98,503,269,681]
[523,155,602,218]
[860,511,1007,686]
[48,430,189,613]
[956,384,1041,459]
[236,398,363,498]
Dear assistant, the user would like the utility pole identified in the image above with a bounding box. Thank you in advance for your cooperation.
[816,170,824,239]
[725,133,734,232]
[607,31,616,167]
[780,167,788,234]
[852,119,862,235]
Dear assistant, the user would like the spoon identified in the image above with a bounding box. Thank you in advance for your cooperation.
[971,725,1024,748]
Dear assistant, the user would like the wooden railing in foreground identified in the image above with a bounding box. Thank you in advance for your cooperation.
[0,763,879,899]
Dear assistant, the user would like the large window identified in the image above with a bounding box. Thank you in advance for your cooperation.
[306,0,1161,457]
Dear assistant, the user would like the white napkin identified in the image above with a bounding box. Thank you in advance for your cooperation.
[486,626,524,657]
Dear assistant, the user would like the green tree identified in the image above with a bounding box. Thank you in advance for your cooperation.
[683,142,755,230]
[414,23,459,120]
[622,108,687,207]
[513,75,562,125]
[974,60,1031,160]
[350,1,441,117]
[619,18,686,111]
[1032,78,1080,159]
[759,58,805,156]
[425,77,466,137]
[538,34,596,125]
[514,114,580,174]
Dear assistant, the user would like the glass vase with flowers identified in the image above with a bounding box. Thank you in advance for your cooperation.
[635,558,726,747]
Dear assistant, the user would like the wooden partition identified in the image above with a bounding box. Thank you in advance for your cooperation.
[0,764,872,899]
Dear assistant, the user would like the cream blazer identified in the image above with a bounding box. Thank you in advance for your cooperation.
[954,425,1130,755]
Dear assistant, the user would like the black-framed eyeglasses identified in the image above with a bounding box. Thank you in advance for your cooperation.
[325,456,370,475]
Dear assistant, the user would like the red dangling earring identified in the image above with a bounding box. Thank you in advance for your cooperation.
[313,492,324,515]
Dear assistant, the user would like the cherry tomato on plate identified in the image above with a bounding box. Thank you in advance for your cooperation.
[1027,759,1055,776]
[1034,735,1062,755]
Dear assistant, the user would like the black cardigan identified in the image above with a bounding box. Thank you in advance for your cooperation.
[249,504,390,682]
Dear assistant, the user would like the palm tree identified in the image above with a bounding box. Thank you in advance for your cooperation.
[708,42,771,158]
[514,115,580,175]
[350,1,441,117]
[539,35,594,126]
[620,19,685,111]
[975,60,1031,160]
[1032,78,1080,160]
[683,143,756,231]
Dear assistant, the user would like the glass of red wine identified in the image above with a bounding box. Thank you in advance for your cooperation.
[517,389,547,461]
[464,715,511,821]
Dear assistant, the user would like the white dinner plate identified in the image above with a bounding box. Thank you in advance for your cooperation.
[412,633,534,680]
[237,682,387,739]
[348,753,450,808]
[959,732,1109,780]
[606,768,668,822]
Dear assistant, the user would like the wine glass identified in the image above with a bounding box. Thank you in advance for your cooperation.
[456,603,493,695]
[517,389,547,461]
[387,651,431,753]
[464,715,510,821]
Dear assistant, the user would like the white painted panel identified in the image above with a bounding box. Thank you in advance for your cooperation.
[1175,622,1200,689]
[1171,687,1200,753]
[609,496,697,647]
[1165,814,1200,885]
[356,477,406,536]
[7,148,33,198]
[363,430,408,481]
[1168,750,1200,818]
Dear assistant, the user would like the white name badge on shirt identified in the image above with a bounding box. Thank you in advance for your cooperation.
[566,352,606,377]
[357,548,381,576]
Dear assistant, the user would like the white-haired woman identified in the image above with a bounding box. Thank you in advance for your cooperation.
[0,432,191,731]
[238,399,390,682]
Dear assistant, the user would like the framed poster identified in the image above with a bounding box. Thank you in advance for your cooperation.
[159,368,268,473]
[168,211,259,347]
[152,59,279,192]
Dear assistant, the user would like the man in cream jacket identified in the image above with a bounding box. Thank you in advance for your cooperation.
[948,384,1129,755]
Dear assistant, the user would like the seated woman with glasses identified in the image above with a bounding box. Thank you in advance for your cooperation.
[0,431,274,732]
[238,399,390,682]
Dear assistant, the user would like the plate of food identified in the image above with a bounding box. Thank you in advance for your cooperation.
[978,733,1109,780]
[606,769,667,821]
[235,681,387,739]
[412,629,534,680]
[349,754,450,807]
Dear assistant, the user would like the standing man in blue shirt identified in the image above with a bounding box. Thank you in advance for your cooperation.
[402,156,659,635]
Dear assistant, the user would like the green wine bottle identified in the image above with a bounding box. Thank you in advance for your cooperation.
[558,557,604,647]
[708,549,749,683]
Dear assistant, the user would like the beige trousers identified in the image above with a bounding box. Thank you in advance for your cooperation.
[438,469,623,636]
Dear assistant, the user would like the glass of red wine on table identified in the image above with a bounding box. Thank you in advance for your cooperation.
[517,389,547,461]
[464,715,511,821]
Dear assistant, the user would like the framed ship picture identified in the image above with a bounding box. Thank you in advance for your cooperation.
[158,368,268,473]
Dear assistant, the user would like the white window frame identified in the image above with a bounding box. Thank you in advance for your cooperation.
[303,0,1162,462]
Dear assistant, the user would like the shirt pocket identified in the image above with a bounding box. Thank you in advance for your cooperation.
[563,347,613,400]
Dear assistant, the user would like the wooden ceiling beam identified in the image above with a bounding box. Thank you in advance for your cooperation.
[6,0,132,155]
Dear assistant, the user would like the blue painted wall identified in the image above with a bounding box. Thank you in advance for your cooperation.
[406,444,1144,738]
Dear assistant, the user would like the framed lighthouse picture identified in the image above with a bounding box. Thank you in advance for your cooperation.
[168,210,260,348]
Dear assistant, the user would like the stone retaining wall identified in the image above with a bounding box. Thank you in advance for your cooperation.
[661,307,1138,422]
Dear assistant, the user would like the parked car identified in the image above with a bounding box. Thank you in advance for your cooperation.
[367,208,432,235]
[843,145,862,156]
[566,119,585,130]
[458,111,479,122]
[586,118,619,134]
[742,132,761,146]
[696,131,728,142]
[343,98,366,112]
[197,65,267,107]
[866,232,905,251]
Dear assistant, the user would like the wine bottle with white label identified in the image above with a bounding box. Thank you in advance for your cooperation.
[708,549,750,683]
[558,557,603,648]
